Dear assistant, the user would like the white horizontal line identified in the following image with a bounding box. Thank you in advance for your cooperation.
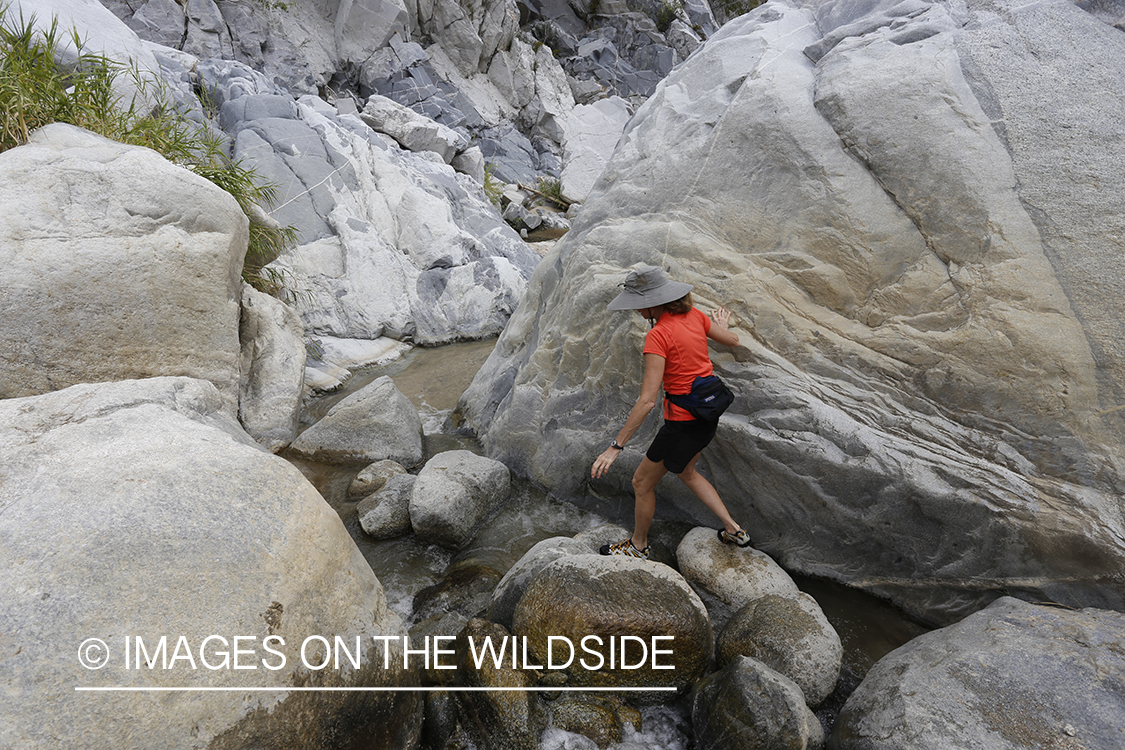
[75,686,677,693]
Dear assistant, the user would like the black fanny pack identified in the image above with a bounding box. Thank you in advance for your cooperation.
[665,375,734,422]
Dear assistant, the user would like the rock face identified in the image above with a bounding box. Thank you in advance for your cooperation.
[0,377,418,750]
[458,0,1125,624]
[409,450,512,549]
[511,554,712,701]
[289,375,424,465]
[830,597,1125,749]
[206,66,541,345]
[0,124,248,415]
[239,284,305,451]
[560,96,631,202]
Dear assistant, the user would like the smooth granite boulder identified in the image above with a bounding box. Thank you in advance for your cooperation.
[0,377,419,750]
[717,593,842,707]
[459,0,1125,624]
[409,450,513,550]
[288,375,424,465]
[830,597,1125,750]
[511,554,712,702]
[677,527,802,612]
[693,656,826,750]
[0,124,247,415]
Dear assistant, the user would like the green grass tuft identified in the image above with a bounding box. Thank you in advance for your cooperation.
[0,3,296,297]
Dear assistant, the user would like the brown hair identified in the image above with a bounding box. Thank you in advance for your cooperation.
[663,293,693,315]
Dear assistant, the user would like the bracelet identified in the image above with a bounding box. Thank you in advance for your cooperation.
[610,440,624,451]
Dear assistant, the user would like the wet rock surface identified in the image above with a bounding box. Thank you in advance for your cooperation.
[512,553,713,700]
[717,593,843,707]
[693,656,826,750]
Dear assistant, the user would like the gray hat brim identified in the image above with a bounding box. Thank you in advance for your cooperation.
[607,266,693,310]
[607,277,693,310]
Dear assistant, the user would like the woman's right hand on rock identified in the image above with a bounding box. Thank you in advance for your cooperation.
[591,447,620,479]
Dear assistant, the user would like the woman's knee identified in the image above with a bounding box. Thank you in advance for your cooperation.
[632,459,665,493]
[632,470,655,493]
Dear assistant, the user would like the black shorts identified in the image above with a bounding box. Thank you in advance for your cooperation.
[645,418,717,474]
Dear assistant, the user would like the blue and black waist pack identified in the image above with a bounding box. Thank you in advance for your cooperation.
[665,375,734,422]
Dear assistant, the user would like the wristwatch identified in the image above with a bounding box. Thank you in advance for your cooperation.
[610,440,624,451]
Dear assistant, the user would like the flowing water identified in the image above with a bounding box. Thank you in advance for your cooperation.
[286,338,930,747]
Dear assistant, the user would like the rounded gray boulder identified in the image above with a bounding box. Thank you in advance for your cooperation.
[289,375,424,465]
[717,593,842,706]
[830,596,1125,749]
[409,450,512,550]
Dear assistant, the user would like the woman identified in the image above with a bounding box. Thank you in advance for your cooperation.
[591,265,752,559]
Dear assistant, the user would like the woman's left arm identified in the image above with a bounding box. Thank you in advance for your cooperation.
[591,353,666,479]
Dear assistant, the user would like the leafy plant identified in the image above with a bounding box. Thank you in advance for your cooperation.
[534,176,567,207]
[711,0,764,24]
[0,3,295,297]
[655,0,682,33]
[483,162,504,208]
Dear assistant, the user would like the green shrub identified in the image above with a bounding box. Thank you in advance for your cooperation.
[483,162,504,207]
[712,0,764,23]
[0,3,295,297]
[534,176,567,207]
[655,0,681,33]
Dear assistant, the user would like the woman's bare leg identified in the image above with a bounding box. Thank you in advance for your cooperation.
[677,454,741,534]
[630,456,667,550]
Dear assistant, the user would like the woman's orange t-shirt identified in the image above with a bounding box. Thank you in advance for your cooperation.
[643,307,713,421]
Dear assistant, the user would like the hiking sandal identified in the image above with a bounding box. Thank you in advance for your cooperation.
[718,528,753,548]
[599,538,650,559]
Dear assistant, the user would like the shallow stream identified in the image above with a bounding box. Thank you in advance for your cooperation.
[285,338,930,746]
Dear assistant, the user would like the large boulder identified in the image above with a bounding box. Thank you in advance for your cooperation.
[488,535,591,629]
[511,554,712,702]
[693,656,826,750]
[677,526,801,612]
[288,375,425,465]
[13,0,163,106]
[0,377,418,750]
[830,596,1125,749]
[0,124,248,415]
[458,0,1125,624]
[717,593,842,707]
[409,450,512,550]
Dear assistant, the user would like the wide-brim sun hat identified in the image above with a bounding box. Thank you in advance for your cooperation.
[607,265,694,311]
